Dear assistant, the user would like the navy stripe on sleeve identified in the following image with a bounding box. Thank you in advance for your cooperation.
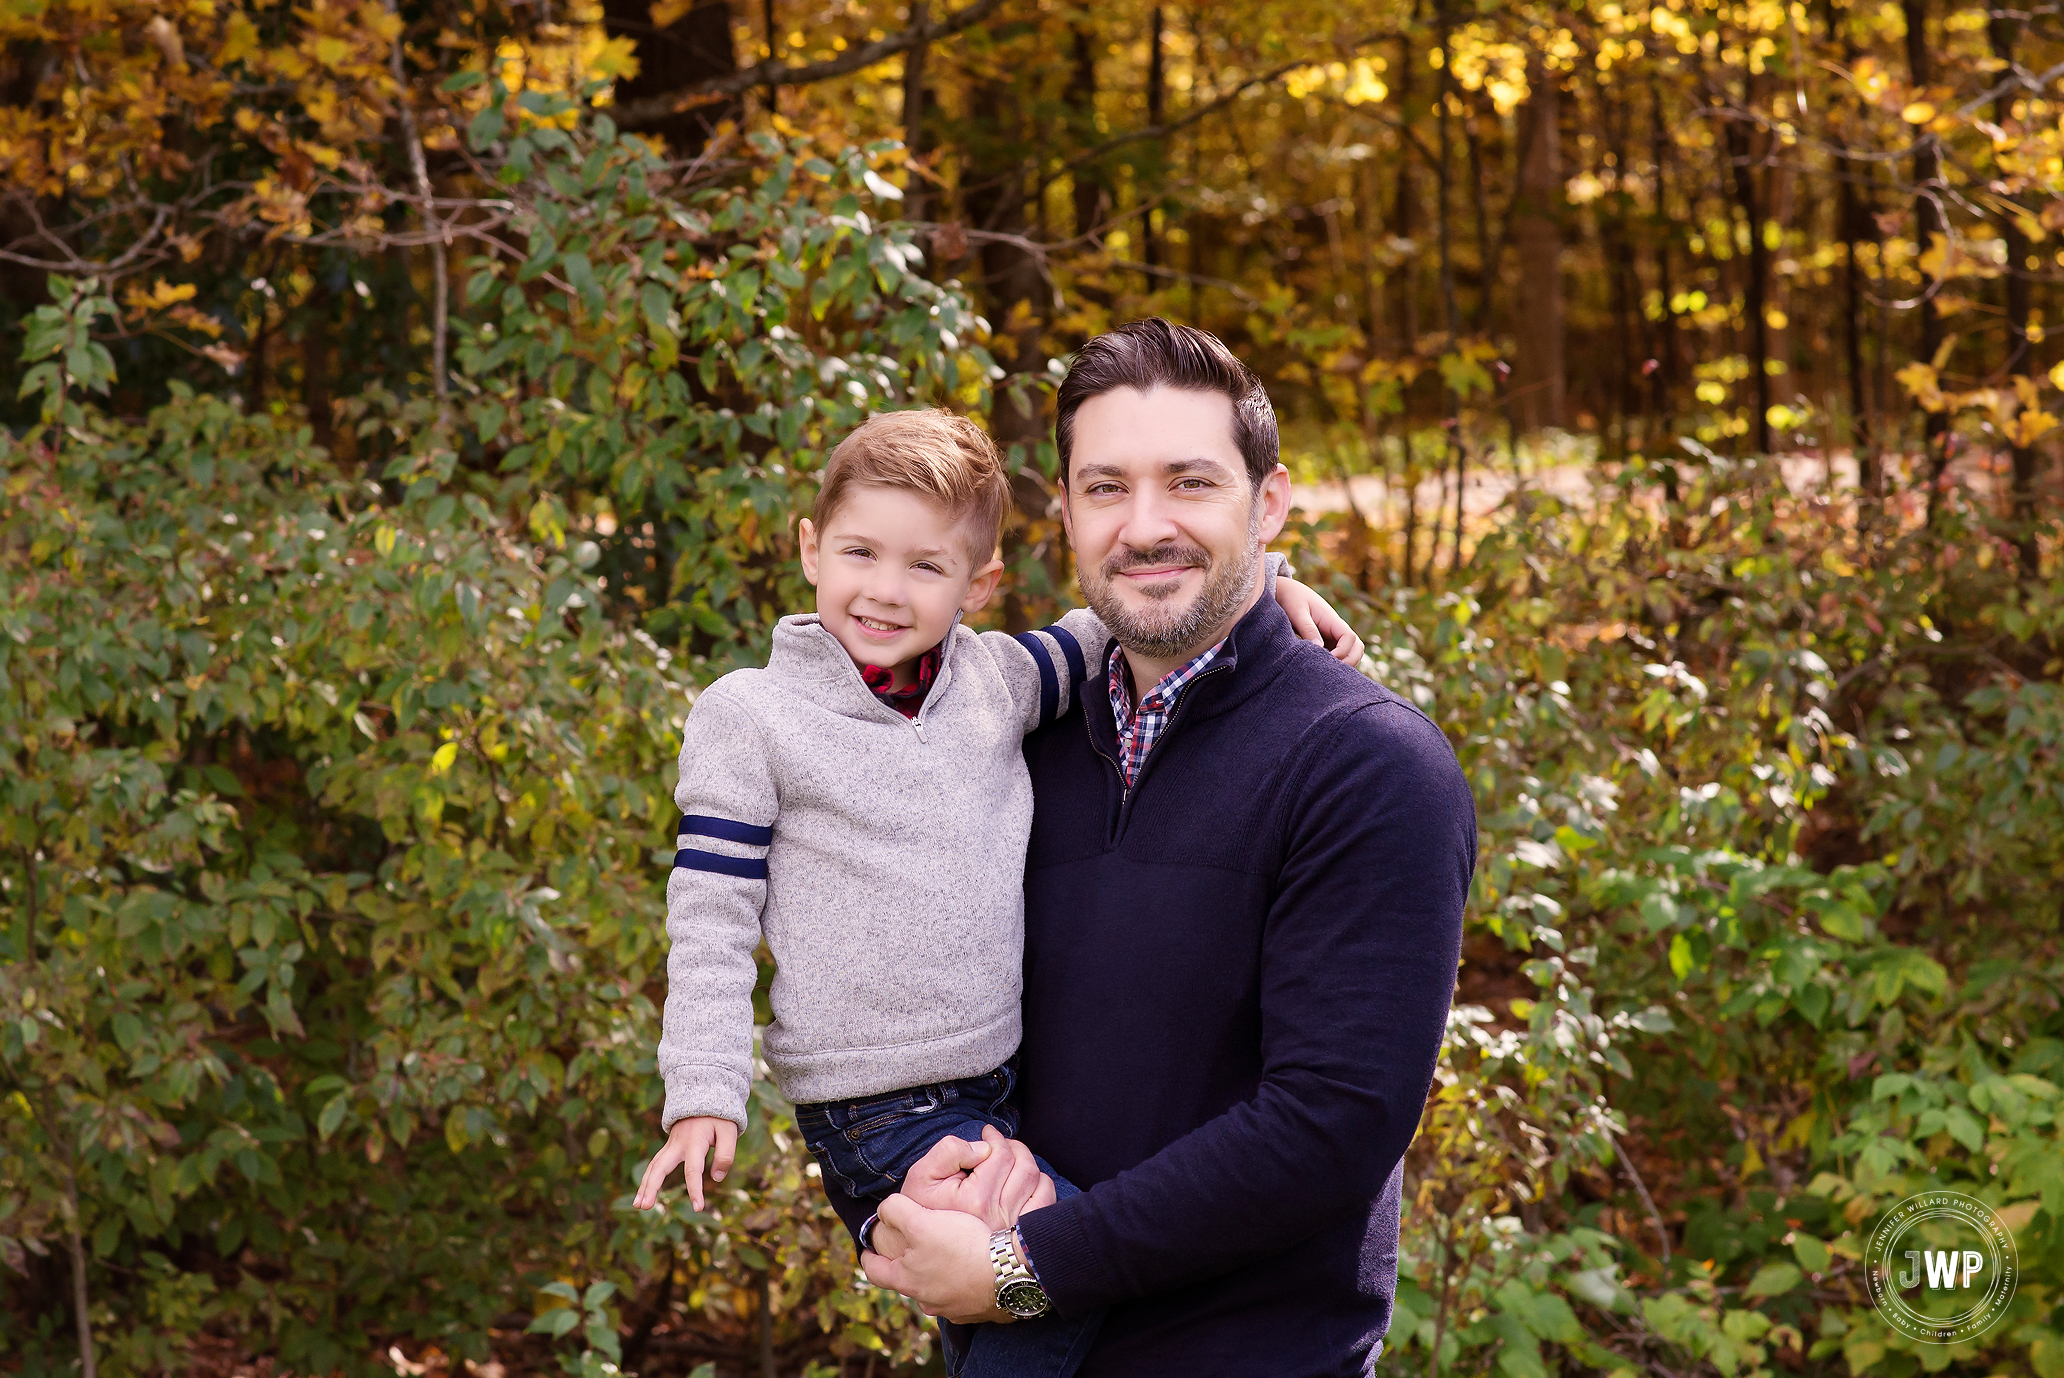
[1045,624,1087,689]
[678,813,774,846]
[673,847,769,880]
[1014,631,1061,726]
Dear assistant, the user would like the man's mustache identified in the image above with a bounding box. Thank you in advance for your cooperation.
[1102,543,1212,578]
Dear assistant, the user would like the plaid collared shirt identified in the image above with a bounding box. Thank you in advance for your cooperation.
[860,644,941,718]
[1107,636,1229,789]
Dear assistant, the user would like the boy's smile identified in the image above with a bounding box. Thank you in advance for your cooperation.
[798,483,1005,693]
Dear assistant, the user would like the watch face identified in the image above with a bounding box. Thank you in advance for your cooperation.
[998,1279,1050,1318]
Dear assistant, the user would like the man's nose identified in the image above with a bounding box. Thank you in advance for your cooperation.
[1113,487,1182,552]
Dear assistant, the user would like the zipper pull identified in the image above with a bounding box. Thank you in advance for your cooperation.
[912,718,926,742]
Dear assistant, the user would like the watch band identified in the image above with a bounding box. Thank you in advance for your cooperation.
[989,1227,1052,1319]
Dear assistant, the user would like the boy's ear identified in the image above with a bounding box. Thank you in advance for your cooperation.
[798,517,821,586]
[961,556,1006,616]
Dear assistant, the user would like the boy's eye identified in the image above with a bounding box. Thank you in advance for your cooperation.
[843,546,873,559]
[913,561,943,574]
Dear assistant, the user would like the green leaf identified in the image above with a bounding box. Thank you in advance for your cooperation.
[1668,932,1695,980]
[1792,1235,1831,1273]
[317,1093,350,1140]
[469,105,505,150]
[527,1307,580,1338]
[1943,1105,1986,1152]
[1745,1261,1801,1297]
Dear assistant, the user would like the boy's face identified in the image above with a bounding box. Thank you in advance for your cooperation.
[798,484,1005,688]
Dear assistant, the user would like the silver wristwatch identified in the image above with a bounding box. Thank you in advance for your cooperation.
[989,1228,1051,1319]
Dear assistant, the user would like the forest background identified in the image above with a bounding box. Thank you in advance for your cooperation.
[3,1,2064,1376]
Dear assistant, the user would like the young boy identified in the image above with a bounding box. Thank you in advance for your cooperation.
[632,409,1356,1376]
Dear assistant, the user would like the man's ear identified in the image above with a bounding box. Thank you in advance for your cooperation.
[1254,465,1292,547]
[961,556,1006,616]
[798,517,821,586]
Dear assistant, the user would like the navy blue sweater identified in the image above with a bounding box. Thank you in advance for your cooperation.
[1011,592,1476,1377]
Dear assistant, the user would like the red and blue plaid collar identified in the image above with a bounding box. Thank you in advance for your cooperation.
[861,644,941,718]
[1107,637,1228,788]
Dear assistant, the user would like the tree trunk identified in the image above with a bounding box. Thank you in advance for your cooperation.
[1602,72,1634,458]
[303,282,332,453]
[600,0,739,154]
[903,3,930,225]
[1392,30,1420,352]
[1724,83,1772,454]
[1649,73,1684,535]
[1902,0,1950,507]
[1512,58,1565,432]
[1435,0,1465,574]
[1991,8,2038,574]
[759,0,779,116]
[1143,7,1165,269]
[966,83,1059,630]
[1463,96,1494,331]
[1069,26,1104,237]
[1401,423,1420,586]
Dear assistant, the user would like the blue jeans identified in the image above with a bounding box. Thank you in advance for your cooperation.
[794,1060,1104,1378]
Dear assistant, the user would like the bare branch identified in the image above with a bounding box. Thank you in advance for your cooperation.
[387,3,449,406]
[1022,60,1314,202]
[610,0,1008,129]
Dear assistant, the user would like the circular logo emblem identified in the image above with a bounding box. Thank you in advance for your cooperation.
[1864,1191,2019,1344]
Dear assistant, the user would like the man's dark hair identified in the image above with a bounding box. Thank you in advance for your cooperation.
[1054,318,1280,488]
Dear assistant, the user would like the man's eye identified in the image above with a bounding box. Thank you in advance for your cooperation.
[1175,478,1211,490]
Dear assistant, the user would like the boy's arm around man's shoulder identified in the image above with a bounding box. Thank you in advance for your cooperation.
[659,681,780,1134]
[1014,691,1478,1314]
[975,605,1111,735]
[972,553,1296,736]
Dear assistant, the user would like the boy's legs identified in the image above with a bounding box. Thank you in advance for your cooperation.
[793,1064,1023,1246]
[792,1064,1103,1378]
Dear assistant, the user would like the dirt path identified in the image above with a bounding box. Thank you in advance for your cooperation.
[1287,448,2027,526]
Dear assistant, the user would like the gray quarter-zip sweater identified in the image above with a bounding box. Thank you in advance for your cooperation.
[658,607,1109,1130]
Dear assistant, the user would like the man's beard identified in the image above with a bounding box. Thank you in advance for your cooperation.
[1080,508,1263,662]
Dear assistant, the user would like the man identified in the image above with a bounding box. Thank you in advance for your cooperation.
[863,319,1476,1376]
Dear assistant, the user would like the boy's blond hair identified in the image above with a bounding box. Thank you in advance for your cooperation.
[813,410,1011,567]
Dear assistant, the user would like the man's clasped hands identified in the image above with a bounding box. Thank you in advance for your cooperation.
[858,1125,1055,1325]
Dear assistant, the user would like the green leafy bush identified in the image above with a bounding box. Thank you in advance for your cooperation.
[0,87,983,1376]
[6,69,2064,1378]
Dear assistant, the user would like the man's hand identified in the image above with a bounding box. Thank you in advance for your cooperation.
[633,1115,737,1211]
[863,1193,1012,1323]
[1274,576,1365,664]
[901,1125,1056,1230]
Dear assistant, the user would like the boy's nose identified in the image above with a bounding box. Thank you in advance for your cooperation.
[858,571,909,609]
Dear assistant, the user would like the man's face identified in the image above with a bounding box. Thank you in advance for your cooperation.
[1061,385,1291,662]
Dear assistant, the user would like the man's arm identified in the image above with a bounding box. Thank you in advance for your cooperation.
[656,685,779,1134]
[1013,697,1475,1313]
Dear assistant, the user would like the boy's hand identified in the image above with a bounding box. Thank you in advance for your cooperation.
[1275,576,1365,664]
[634,1115,738,1211]
[900,1125,1055,1230]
